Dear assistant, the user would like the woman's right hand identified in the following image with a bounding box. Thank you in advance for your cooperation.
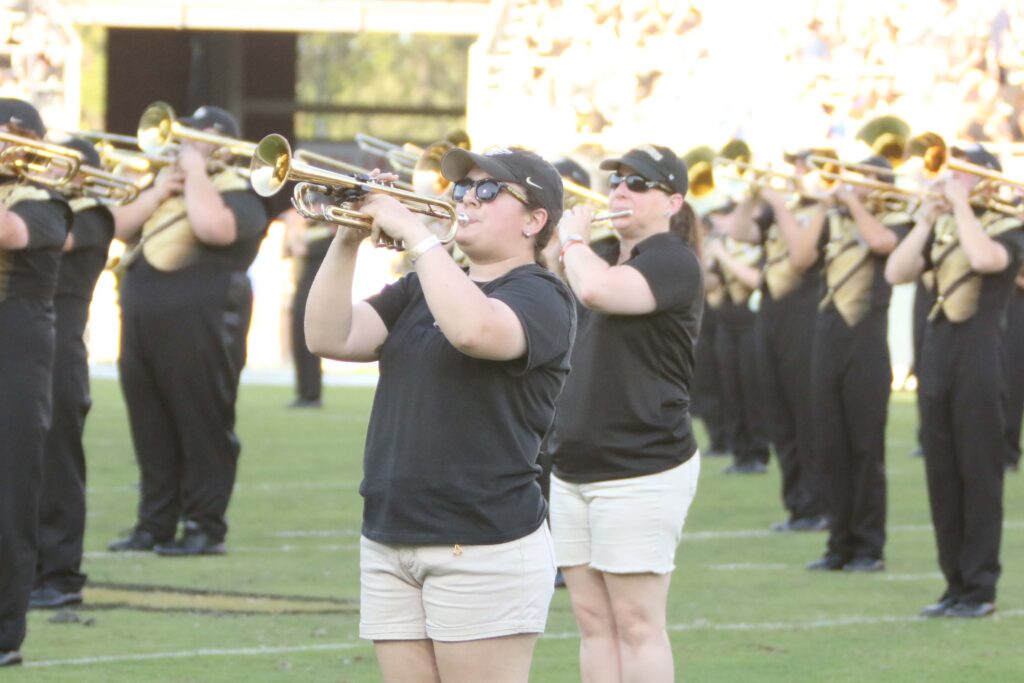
[557,205,595,245]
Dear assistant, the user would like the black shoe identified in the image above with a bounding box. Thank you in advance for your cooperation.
[806,554,846,571]
[946,601,996,618]
[287,398,322,409]
[154,528,226,557]
[29,586,83,609]
[554,569,566,589]
[107,528,163,552]
[723,461,767,475]
[0,651,22,667]
[843,556,885,573]
[919,597,957,618]
[773,515,828,532]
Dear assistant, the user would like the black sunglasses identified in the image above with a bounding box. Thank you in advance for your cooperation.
[451,177,530,206]
[609,172,673,194]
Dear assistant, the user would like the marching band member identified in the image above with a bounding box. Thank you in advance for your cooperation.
[752,152,829,531]
[790,156,912,573]
[283,206,334,408]
[0,98,73,667]
[886,144,1024,618]
[1005,267,1024,471]
[305,147,574,682]
[31,138,117,609]
[704,204,770,474]
[106,106,270,556]
[547,145,702,683]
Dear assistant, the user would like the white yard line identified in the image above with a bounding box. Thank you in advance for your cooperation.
[27,609,1024,668]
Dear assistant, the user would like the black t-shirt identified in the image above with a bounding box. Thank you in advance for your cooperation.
[549,231,704,483]
[361,263,576,545]
[56,202,115,301]
[121,190,269,315]
[0,181,73,302]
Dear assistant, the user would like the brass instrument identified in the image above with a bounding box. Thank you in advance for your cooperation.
[68,165,140,205]
[713,158,802,195]
[807,155,931,211]
[908,132,1024,214]
[295,149,414,192]
[856,115,911,168]
[96,143,174,189]
[250,133,462,248]
[0,133,83,187]
[137,101,257,172]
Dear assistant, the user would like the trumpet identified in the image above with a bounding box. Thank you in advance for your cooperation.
[250,134,461,249]
[295,149,414,192]
[0,133,83,187]
[137,101,257,169]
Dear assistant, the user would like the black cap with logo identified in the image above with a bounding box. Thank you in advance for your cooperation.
[441,146,564,227]
[599,144,688,196]
[180,105,240,138]
[0,97,45,138]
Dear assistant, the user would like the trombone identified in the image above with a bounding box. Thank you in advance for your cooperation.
[807,155,931,211]
[0,133,83,187]
[66,165,140,205]
[250,133,461,249]
[908,132,1024,214]
[137,101,257,174]
[295,149,414,192]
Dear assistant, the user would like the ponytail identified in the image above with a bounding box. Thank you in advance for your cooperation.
[669,200,701,261]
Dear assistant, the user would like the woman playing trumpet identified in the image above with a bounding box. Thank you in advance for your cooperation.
[886,144,1024,618]
[544,145,703,683]
[305,147,574,682]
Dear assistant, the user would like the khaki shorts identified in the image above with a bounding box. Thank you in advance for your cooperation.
[359,524,556,642]
[550,454,700,574]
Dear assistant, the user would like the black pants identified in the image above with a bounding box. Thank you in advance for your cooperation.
[911,281,933,453]
[918,324,1005,604]
[715,319,769,466]
[291,255,324,402]
[36,297,91,593]
[811,310,890,561]
[118,275,252,543]
[1004,289,1024,467]
[756,290,824,520]
[0,299,54,652]
[691,307,730,452]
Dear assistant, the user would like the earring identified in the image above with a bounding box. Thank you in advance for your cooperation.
[664,210,671,218]
[522,230,533,238]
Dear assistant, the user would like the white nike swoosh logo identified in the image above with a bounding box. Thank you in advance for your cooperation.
[525,176,543,189]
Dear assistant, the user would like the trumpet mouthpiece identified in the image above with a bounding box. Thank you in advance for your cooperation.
[457,211,469,225]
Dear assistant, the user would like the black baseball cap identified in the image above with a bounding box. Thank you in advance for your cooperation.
[553,157,591,189]
[441,146,564,227]
[180,105,240,138]
[59,136,101,168]
[951,143,1002,172]
[0,97,45,138]
[856,155,895,185]
[599,144,688,196]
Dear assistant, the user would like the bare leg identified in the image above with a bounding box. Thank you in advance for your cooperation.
[433,633,539,683]
[373,640,441,683]
[562,564,621,683]
[603,572,674,683]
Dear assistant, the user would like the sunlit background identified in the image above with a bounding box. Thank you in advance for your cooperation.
[2,0,1022,384]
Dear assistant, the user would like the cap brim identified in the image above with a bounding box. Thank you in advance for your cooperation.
[599,154,664,183]
[440,148,520,183]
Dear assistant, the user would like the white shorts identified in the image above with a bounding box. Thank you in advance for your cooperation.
[550,454,700,574]
[359,524,556,642]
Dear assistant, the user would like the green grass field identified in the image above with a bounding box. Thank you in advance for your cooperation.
[9,380,1024,682]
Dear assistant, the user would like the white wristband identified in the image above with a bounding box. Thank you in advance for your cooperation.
[407,235,442,263]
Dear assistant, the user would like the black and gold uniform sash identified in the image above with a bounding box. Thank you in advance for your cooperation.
[721,236,763,306]
[762,203,817,301]
[927,211,1023,322]
[68,196,101,214]
[820,209,911,326]
[121,168,249,274]
[0,183,56,301]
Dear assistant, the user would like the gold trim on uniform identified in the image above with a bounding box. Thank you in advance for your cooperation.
[928,211,1023,322]
[722,236,763,305]
[140,168,249,273]
[69,196,101,213]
